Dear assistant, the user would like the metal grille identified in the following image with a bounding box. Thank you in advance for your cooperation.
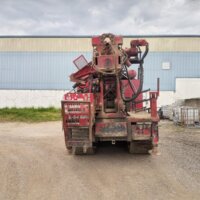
[71,128,89,140]
[173,106,200,127]
[183,107,199,126]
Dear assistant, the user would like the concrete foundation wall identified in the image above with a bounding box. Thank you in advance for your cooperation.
[0,90,67,108]
[0,90,175,108]
[1,78,200,108]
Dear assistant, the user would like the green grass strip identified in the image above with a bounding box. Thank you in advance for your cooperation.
[0,107,61,122]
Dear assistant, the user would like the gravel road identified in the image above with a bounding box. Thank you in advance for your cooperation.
[0,121,200,200]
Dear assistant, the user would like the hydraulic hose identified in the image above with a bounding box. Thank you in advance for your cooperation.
[119,64,144,102]
[119,44,148,103]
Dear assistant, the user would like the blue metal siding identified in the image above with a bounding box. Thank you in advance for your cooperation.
[144,52,200,90]
[0,52,200,90]
[0,52,92,89]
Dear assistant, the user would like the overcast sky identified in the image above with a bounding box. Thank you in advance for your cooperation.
[0,0,199,35]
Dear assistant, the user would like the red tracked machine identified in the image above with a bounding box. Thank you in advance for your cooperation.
[61,33,159,154]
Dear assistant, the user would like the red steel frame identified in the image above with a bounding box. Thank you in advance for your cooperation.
[61,33,160,154]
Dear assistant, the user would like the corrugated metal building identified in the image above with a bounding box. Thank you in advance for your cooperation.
[0,35,200,107]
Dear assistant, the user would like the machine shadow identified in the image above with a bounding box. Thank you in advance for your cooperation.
[96,141,128,155]
[94,141,151,157]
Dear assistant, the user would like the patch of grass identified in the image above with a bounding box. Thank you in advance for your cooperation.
[0,107,61,122]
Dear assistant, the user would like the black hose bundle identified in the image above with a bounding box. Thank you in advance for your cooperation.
[119,44,148,103]
[119,63,144,102]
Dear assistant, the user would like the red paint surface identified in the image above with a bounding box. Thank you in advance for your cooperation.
[121,79,143,110]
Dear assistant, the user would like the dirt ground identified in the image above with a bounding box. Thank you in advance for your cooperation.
[0,120,200,200]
